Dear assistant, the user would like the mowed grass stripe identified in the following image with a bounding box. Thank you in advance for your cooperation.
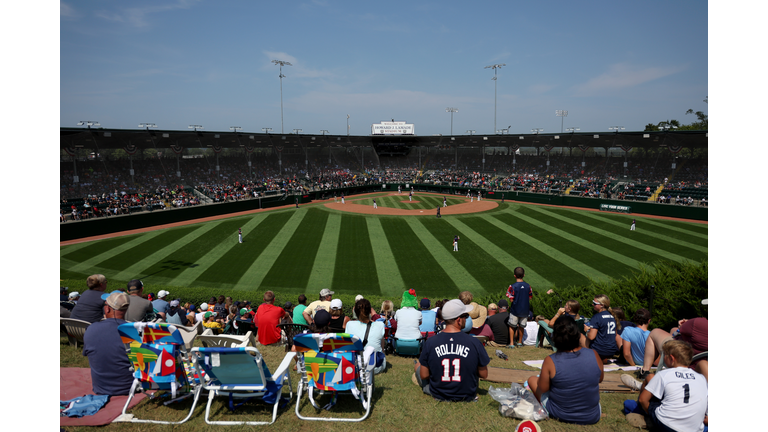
[306,213,341,291]
[530,207,701,263]
[380,218,458,295]
[95,227,199,277]
[491,212,626,282]
[554,209,707,259]
[192,211,294,289]
[134,218,245,285]
[113,224,216,281]
[628,217,708,242]
[406,217,487,296]
[579,210,708,248]
[510,208,645,271]
[366,218,406,297]
[332,215,380,294]
[63,231,165,275]
[256,209,328,290]
[418,217,516,293]
[61,236,131,259]
[168,214,270,287]
[443,217,557,290]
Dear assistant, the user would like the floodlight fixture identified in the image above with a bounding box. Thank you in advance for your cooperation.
[485,63,505,134]
[230,126,242,132]
[262,127,273,134]
[566,127,580,133]
[467,130,476,135]
[609,126,625,132]
[272,59,293,134]
[532,128,544,134]
[138,123,157,129]
[188,125,203,131]
[292,129,303,134]
[320,129,329,135]
[77,121,100,128]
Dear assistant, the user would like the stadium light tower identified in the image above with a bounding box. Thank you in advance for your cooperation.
[272,59,293,134]
[484,63,505,134]
[446,107,459,135]
[230,126,242,132]
[555,110,568,133]
[188,125,203,131]
[138,123,157,130]
[609,126,625,132]
[262,127,272,134]
[466,130,476,135]
[346,114,350,136]
[532,128,544,134]
[320,129,329,135]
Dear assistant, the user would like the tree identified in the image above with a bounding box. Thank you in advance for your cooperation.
[645,97,707,131]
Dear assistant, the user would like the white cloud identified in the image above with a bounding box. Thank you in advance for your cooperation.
[60,1,78,19]
[95,0,199,28]
[572,62,687,96]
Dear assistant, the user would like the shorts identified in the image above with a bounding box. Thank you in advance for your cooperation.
[508,315,527,328]
[647,397,677,432]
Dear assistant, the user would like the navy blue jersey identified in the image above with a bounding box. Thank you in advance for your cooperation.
[587,312,618,356]
[419,331,490,401]
[506,281,532,317]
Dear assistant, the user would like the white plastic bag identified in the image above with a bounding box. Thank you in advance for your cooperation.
[488,383,548,421]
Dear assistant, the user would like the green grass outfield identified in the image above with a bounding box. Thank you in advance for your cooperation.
[60,195,708,298]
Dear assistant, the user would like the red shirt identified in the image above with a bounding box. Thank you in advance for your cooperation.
[255,303,286,345]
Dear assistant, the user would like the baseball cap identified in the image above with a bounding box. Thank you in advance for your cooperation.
[240,308,248,316]
[170,299,180,307]
[200,302,209,311]
[283,301,294,310]
[330,299,343,310]
[355,294,364,302]
[204,311,217,319]
[68,291,80,299]
[314,309,331,328]
[101,290,124,301]
[420,298,431,309]
[126,279,143,292]
[498,299,509,308]
[441,299,473,320]
[157,290,170,298]
[106,292,130,311]
[320,288,335,297]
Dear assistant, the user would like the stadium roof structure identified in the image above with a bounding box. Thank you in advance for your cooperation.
[60,127,707,153]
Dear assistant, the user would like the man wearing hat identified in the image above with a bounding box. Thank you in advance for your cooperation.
[152,290,171,321]
[302,288,334,326]
[82,292,134,396]
[418,298,437,337]
[124,279,154,323]
[165,299,189,326]
[71,274,109,324]
[487,299,514,347]
[60,286,70,302]
[414,299,490,402]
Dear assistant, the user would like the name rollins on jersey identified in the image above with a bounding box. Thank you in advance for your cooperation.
[435,343,470,358]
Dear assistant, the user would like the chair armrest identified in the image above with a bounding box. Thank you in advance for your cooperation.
[273,352,298,378]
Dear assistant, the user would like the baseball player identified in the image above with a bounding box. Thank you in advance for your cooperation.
[398,185,401,194]
[341,193,345,204]
[238,228,243,243]
[630,219,636,231]
[443,196,447,207]
[478,191,482,201]
[453,235,459,252]
[409,191,413,202]
[436,206,441,218]
[373,198,377,209]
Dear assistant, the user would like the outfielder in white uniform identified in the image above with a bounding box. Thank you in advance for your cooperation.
[630,219,636,231]
[238,228,243,243]
[373,198,377,209]
[443,196,447,207]
[453,235,459,252]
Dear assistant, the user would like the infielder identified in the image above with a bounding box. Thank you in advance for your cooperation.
[373,198,377,209]
[341,193,345,204]
[453,235,459,252]
[478,191,482,201]
[409,191,413,202]
[238,228,243,243]
[443,196,447,207]
[398,185,401,194]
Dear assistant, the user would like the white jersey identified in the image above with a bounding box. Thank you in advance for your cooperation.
[644,367,707,432]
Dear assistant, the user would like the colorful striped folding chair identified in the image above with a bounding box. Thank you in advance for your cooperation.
[191,347,296,425]
[293,333,373,422]
[117,322,203,424]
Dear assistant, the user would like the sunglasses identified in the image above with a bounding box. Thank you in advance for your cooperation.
[592,301,602,306]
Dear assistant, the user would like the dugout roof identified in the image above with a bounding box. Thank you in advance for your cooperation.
[60,127,707,152]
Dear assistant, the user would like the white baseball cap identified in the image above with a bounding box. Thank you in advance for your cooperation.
[330,299,343,310]
[441,299,474,320]
[200,302,209,311]
[157,290,170,298]
[68,291,80,299]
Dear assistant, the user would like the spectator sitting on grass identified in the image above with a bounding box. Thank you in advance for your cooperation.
[395,289,422,341]
[528,315,604,425]
[195,303,209,324]
[302,289,333,326]
[185,304,197,324]
[345,298,387,375]
[418,298,437,337]
[292,294,308,325]
[82,292,134,396]
[617,308,651,366]
[460,291,494,340]
[152,290,170,321]
[70,274,108,324]
[255,290,288,345]
[486,299,513,347]
[328,299,350,333]
[124,279,155,323]
[487,303,498,317]
[622,340,708,431]
[165,299,189,326]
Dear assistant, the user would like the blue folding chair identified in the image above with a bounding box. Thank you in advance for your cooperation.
[192,346,296,425]
[393,337,423,356]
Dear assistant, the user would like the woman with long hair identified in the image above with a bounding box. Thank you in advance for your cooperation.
[583,294,620,364]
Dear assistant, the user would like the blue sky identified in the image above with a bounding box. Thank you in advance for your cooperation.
[59,0,708,136]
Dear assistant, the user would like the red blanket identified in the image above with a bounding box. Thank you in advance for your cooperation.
[60,368,147,426]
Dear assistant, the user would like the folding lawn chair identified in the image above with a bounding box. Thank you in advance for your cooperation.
[60,318,91,348]
[393,337,423,356]
[191,346,296,425]
[277,323,309,351]
[536,317,585,351]
[117,322,203,424]
[294,333,373,422]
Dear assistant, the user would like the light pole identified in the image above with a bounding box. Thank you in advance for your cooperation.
[138,123,156,130]
[77,120,100,129]
[189,125,203,131]
[466,130,476,135]
[292,129,302,134]
[272,59,293,134]
[446,107,458,135]
[609,126,625,132]
[320,129,329,135]
[262,127,272,134]
[346,114,350,136]
[555,110,568,133]
[532,128,544,134]
[484,63,505,134]
[566,127,579,157]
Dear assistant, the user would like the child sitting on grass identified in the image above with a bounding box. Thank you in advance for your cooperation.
[623,340,708,431]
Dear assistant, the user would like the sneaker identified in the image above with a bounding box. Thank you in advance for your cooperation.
[635,369,650,380]
[621,374,643,391]
[625,413,649,429]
